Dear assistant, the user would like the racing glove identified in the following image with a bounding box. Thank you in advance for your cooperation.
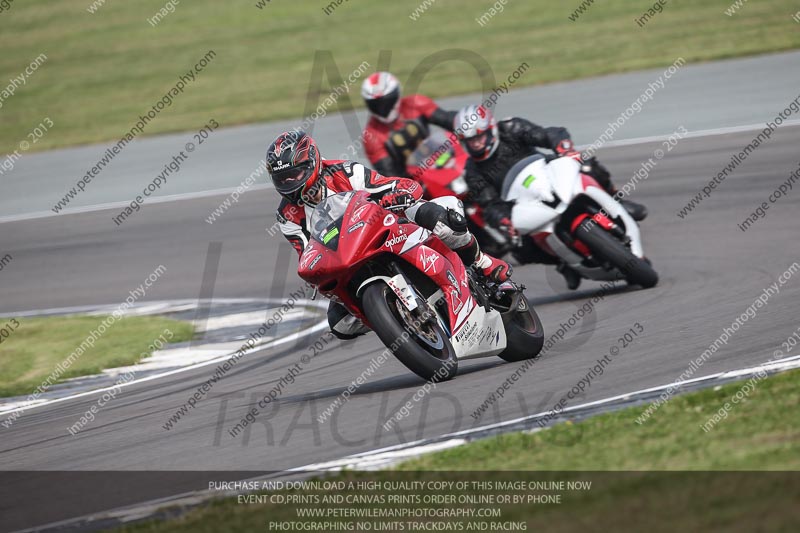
[379,179,423,211]
[555,139,582,161]
[385,119,430,163]
[497,217,522,248]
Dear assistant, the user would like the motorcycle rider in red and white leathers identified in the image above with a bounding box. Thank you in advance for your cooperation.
[453,104,648,290]
[268,130,512,339]
[361,71,458,177]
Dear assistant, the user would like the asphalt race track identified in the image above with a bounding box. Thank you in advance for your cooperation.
[2,54,800,531]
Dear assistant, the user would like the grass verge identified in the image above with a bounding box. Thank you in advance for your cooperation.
[115,369,800,532]
[2,0,799,153]
[0,314,193,397]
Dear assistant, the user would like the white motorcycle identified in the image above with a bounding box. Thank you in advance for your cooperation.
[503,154,658,288]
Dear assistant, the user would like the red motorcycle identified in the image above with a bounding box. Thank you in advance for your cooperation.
[297,190,543,381]
[405,132,511,257]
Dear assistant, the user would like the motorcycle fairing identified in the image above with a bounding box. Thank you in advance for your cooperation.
[299,191,486,338]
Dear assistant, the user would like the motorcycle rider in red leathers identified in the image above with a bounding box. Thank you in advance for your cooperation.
[361,71,458,177]
[268,130,512,339]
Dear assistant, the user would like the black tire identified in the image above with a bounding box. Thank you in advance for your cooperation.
[361,283,458,381]
[577,219,658,288]
[498,294,545,362]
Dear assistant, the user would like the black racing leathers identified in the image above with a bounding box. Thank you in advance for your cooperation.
[463,117,570,227]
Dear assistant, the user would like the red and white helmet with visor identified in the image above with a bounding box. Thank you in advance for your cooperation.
[454,104,499,161]
[361,72,401,123]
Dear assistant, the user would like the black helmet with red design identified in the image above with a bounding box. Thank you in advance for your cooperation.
[267,130,322,204]
[454,104,499,161]
[361,72,401,123]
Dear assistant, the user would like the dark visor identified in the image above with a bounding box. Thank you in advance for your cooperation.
[272,163,313,194]
[366,88,399,118]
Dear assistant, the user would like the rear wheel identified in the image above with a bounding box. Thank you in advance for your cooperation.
[361,283,458,381]
[498,294,544,362]
[577,219,658,288]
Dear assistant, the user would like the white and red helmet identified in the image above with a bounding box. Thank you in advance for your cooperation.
[361,72,401,123]
[454,104,499,161]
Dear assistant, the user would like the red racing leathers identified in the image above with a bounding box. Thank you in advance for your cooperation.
[362,95,456,177]
[276,159,422,257]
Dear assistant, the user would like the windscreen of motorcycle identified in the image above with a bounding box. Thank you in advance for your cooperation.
[502,155,554,203]
[309,191,357,248]
[406,132,453,169]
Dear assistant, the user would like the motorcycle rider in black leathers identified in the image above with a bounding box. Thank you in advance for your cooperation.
[453,104,648,290]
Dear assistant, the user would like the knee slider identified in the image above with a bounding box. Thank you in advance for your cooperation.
[414,202,448,231]
[446,208,467,233]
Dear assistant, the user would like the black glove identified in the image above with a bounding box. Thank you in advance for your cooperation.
[385,119,430,163]
[483,200,514,227]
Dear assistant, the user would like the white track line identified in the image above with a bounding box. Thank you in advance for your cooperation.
[3,120,800,226]
[0,297,270,319]
[294,354,800,471]
[577,119,800,151]
[0,299,328,418]
[0,184,273,225]
[14,354,800,533]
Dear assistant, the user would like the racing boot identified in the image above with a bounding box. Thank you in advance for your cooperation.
[557,263,582,291]
[454,235,513,282]
[618,199,648,222]
[476,251,513,282]
[328,301,371,340]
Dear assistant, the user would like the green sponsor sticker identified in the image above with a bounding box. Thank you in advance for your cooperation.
[435,151,452,167]
[522,174,537,188]
[323,227,339,244]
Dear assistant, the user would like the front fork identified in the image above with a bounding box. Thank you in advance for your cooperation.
[387,261,444,331]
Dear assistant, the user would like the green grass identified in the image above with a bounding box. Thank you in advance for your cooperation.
[1,0,799,154]
[0,314,193,397]
[115,369,800,532]
[405,369,800,471]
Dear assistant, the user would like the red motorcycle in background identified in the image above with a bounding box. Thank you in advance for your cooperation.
[405,132,511,257]
[297,190,543,382]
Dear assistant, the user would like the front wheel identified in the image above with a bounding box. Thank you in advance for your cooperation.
[577,219,658,288]
[361,283,458,382]
[498,293,544,362]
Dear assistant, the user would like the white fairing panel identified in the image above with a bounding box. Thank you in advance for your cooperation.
[505,158,561,234]
[504,157,552,204]
[510,202,558,235]
[548,156,583,203]
[451,305,507,360]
